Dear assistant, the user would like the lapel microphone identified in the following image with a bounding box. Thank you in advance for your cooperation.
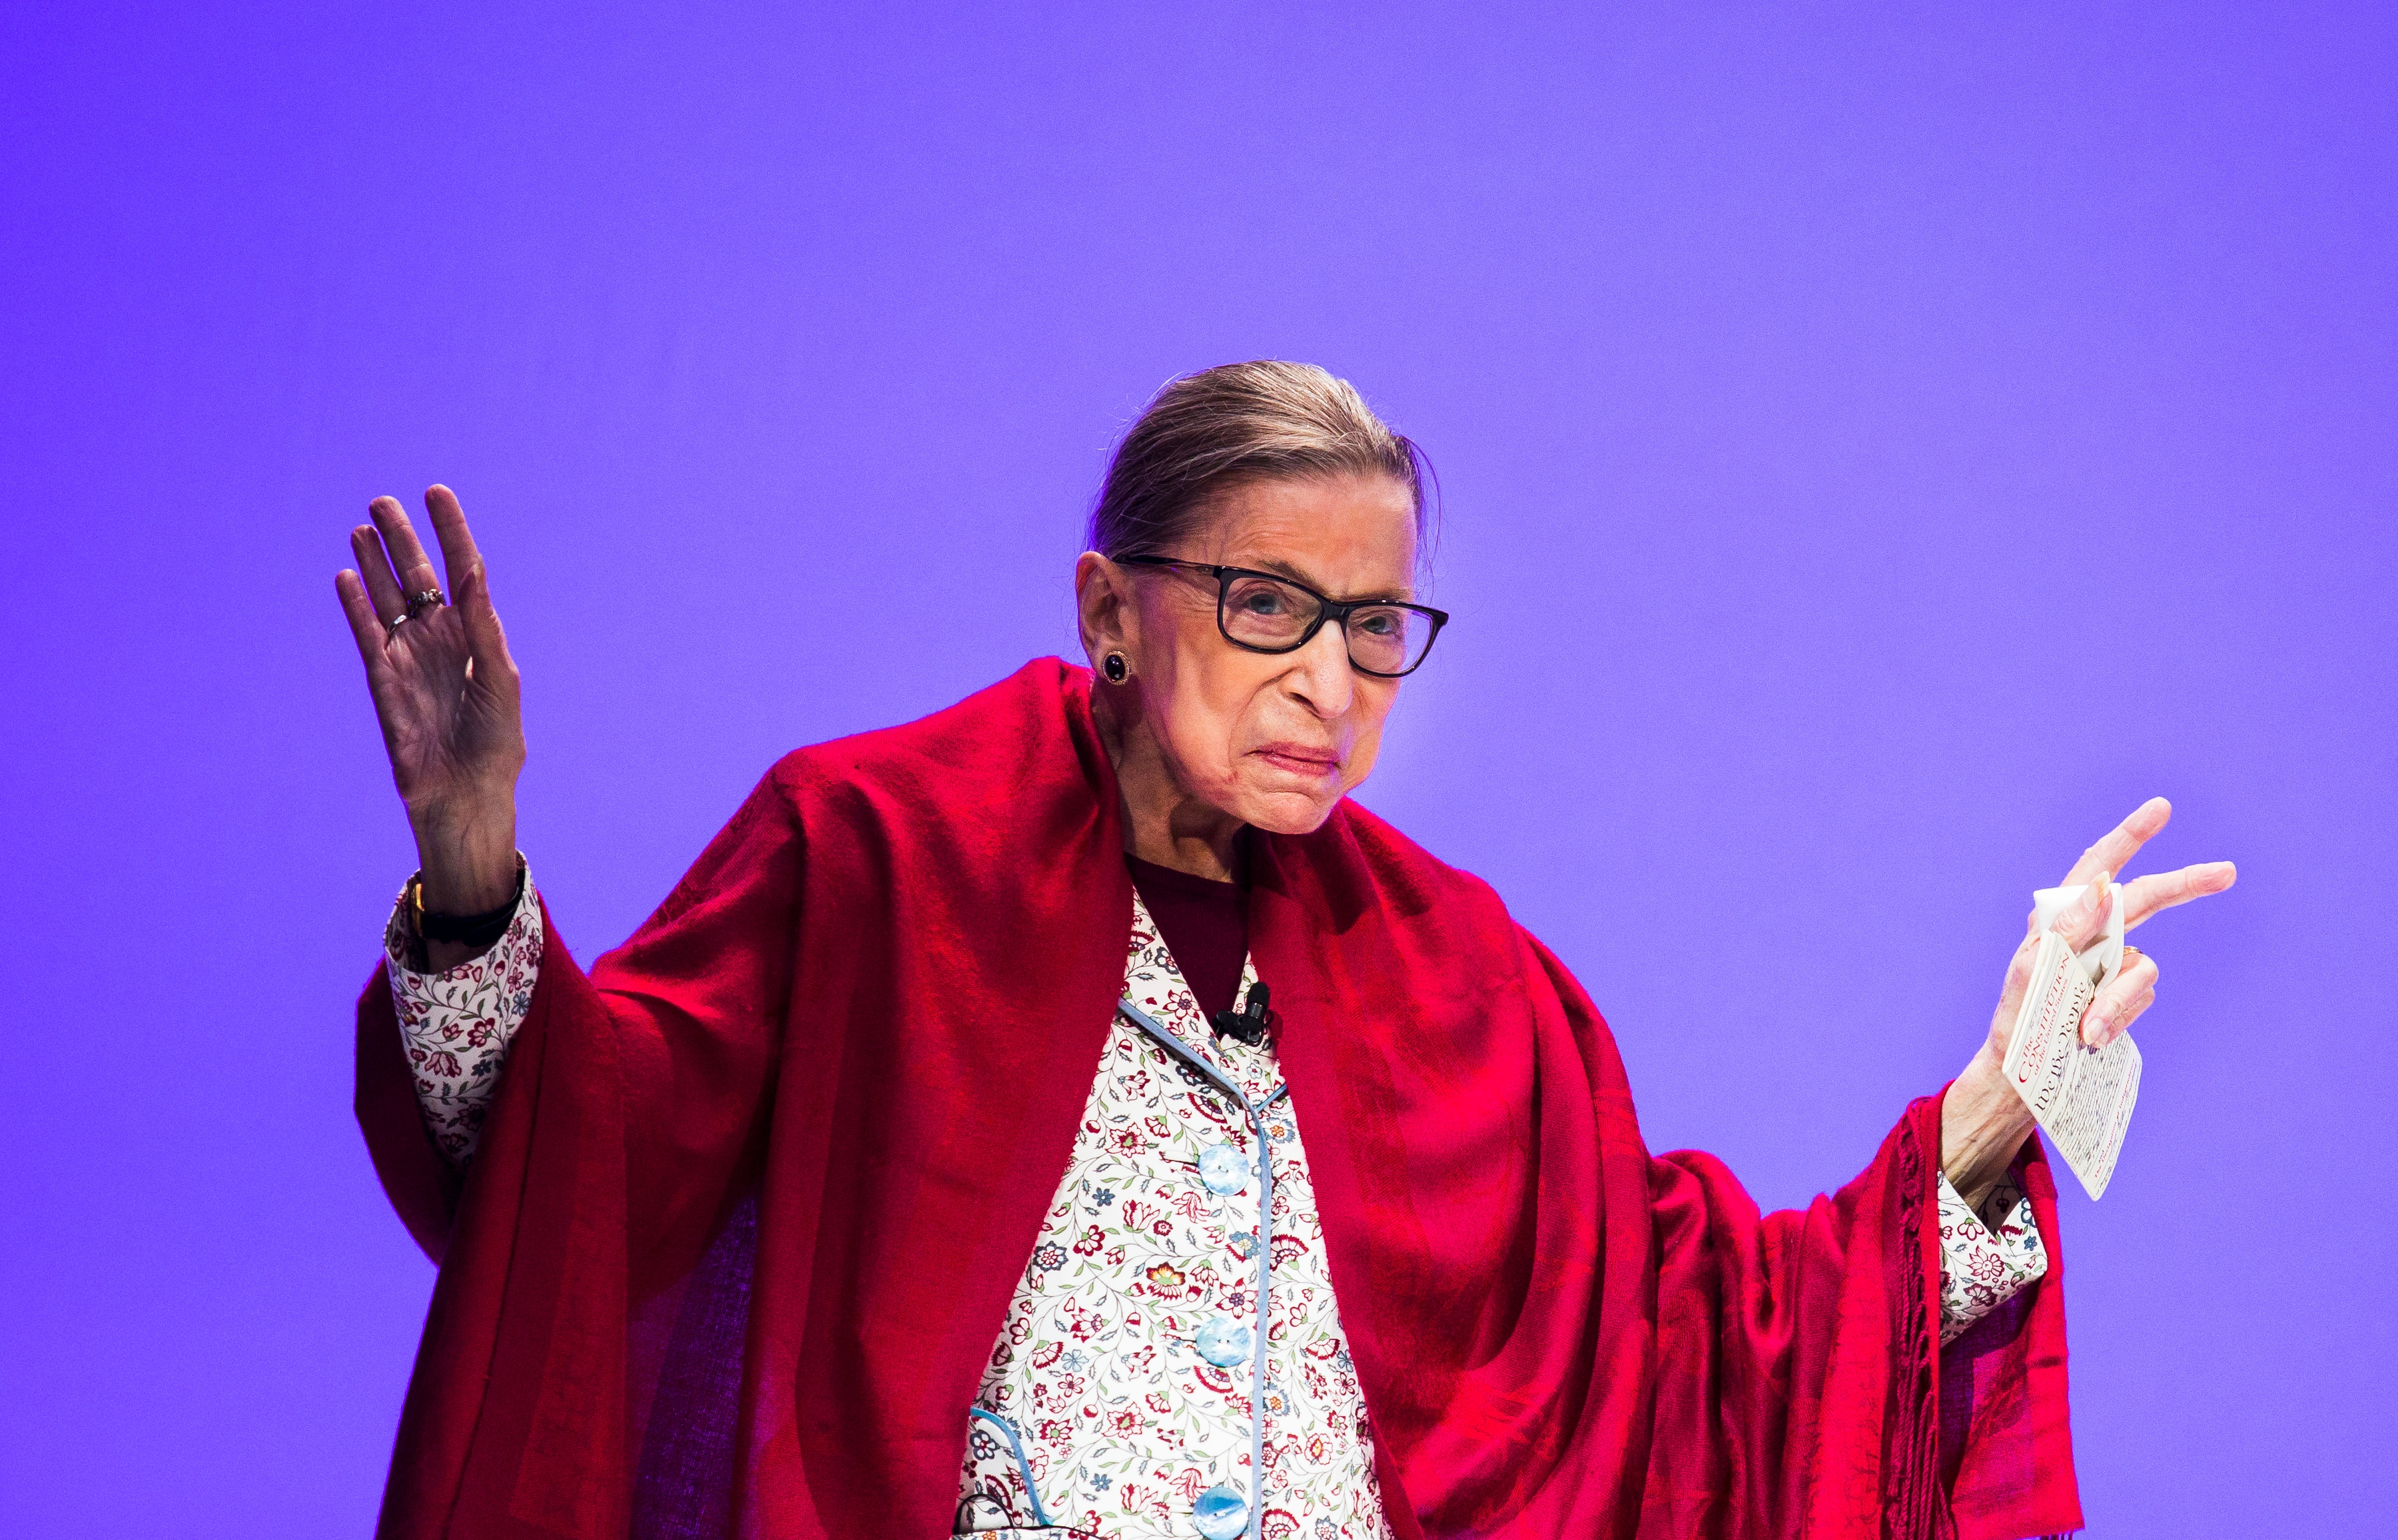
[1210,981,1272,1046]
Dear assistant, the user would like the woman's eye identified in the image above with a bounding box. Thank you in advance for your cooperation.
[1237,587,1289,615]
[1356,610,1400,637]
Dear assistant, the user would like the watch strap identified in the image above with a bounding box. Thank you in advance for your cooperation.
[409,857,526,949]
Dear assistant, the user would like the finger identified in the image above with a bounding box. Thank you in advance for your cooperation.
[2050,869,2116,951]
[2083,951,2158,1045]
[2124,861,2238,930]
[2087,985,2155,1048]
[2062,797,2172,887]
[422,485,513,681]
[351,515,406,623]
[335,570,391,667]
[421,484,482,595]
[372,494,445,606]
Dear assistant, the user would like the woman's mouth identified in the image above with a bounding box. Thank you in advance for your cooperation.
[1251,743,1342,780]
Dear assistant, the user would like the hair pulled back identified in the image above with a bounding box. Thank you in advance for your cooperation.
[1086,360,1431,568]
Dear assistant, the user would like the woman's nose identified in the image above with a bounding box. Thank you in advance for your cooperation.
[1288,622,1356,717]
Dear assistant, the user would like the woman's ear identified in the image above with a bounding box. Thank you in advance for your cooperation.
[1074,551,1135,668]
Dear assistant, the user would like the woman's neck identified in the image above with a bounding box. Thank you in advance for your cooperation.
[1093,688,1246,881]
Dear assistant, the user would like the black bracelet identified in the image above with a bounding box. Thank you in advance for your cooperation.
[412,858,526,948]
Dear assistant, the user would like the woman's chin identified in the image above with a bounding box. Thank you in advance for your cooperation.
[1234,786,1346,837]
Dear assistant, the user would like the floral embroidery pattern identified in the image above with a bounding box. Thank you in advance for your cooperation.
[1935,1170,2048,1344]
[957,896,1392,1540]
[384,867,542,1164]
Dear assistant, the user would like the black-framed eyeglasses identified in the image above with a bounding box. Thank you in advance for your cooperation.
[1117,556,1450,677]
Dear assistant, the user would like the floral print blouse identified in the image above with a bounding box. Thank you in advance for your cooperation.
[383,867,2047,1537]
[1937,1169,2048,1344]
[384,872,544,1163]
[952,895,1391,1540]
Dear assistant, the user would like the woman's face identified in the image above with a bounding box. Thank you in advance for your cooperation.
[1082,472,1420,837]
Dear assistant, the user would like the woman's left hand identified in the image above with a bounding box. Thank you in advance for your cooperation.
[1940,797,2237,1209]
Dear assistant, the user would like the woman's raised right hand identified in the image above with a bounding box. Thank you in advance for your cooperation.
[336,486,526,915]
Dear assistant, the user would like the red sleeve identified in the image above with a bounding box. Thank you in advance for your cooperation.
[352,773,805,1539]
[1639,1102,1952,1536]
[1529,935,2084,1540]
[354,957,464,1262]
[356,775,802,1276]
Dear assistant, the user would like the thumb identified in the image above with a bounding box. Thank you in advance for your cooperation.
[2050,871,2114,950]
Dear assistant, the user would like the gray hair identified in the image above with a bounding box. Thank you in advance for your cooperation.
[1086,360,1433,568]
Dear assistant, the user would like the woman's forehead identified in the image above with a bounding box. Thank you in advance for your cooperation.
[1196,476,1418,595]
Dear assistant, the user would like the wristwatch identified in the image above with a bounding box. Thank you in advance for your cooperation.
[406,854,526,949]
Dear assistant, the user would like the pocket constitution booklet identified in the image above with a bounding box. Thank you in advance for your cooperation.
[2002,883,2142,1201]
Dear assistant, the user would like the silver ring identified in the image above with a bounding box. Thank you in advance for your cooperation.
[388,612,411,633]
[406,587,448,619]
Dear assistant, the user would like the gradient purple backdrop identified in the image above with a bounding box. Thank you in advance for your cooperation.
[3,5,2389,1535]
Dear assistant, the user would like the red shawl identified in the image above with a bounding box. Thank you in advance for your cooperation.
[355,659,2080,1539]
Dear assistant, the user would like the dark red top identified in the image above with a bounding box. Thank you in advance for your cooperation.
[1125,852,1248,1020]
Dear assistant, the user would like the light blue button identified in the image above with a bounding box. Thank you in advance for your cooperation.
[1194,1315,1254,1367]
[1197,1142,1248,1195]
[1192,1482,1251,1540]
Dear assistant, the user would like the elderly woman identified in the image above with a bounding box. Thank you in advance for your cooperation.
[338,362,2229,1540]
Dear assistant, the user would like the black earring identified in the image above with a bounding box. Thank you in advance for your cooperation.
[1103,651,1129,683]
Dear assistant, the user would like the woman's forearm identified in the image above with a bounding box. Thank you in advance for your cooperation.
[410,788,521,970]
[1940,1044,2036,1213]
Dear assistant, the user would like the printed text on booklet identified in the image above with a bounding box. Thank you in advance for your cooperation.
[2003,882,2143,1200]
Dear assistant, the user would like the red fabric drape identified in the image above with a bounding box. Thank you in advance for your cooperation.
[354,658,2080,1539]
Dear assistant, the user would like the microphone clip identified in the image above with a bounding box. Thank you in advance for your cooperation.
[1210,982,1272,1046]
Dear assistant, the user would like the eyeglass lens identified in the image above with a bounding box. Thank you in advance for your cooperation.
[1220,572,1432,674]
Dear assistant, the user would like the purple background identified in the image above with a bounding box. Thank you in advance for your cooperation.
[4,5,2389,1534]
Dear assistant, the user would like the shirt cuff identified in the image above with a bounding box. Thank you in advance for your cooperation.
[1936,1168,2048,1344]
[384,861,544,1165]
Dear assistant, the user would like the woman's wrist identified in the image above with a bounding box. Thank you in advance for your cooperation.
[1940,1043,2036,1212]
[409,791,520,914]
